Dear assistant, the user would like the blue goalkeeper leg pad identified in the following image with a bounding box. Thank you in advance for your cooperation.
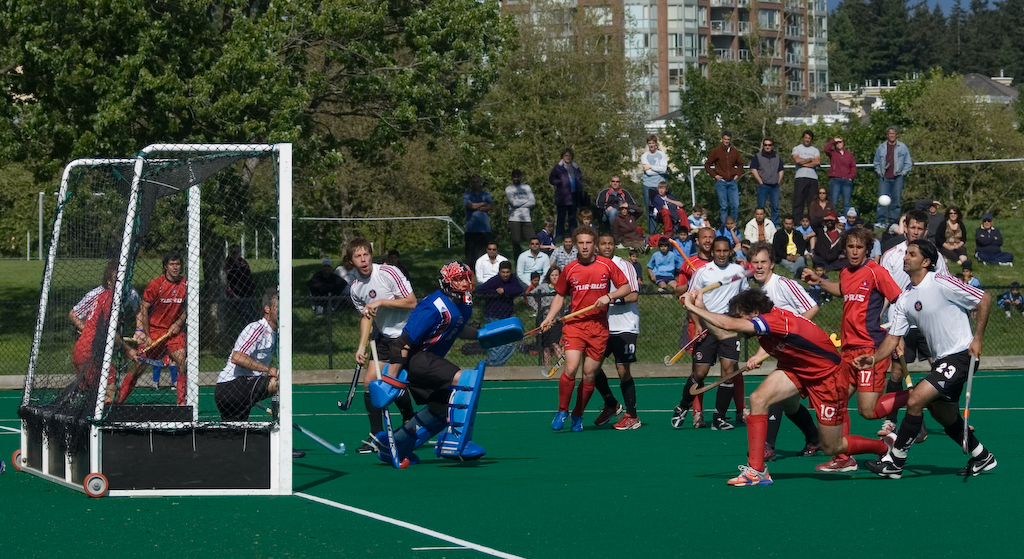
[436,361,486,460]
[374,406,445,465]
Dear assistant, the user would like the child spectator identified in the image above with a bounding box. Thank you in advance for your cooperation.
[797,216,816,251]
[525,271,542,315]
[537,220,557,254]
[962,261,981,288]
[652,181,690,235]
[628,249,644,284]
[688,204,710,230]
[807,265,832,304]
[647,236,683,293]
[735,239,752,271]
[998,282,1023,317]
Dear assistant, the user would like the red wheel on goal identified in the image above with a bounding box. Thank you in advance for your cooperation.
[11,449,23,471]
[84,473,109,498]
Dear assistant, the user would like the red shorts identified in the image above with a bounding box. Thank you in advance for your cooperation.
[147,326,186,359]
[562,320,608,362]
[840,347,889,393]
[784,369,848,427]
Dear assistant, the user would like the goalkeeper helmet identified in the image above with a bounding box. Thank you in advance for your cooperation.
[439,261,474,304]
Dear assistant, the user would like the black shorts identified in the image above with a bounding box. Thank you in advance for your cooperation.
[692,332,740,365]
[604,332,638,365]
[923,350,975,403]
[407,351,461,406]
[904,328,931,363]
[215,375,273,421]
[376,335,397,362]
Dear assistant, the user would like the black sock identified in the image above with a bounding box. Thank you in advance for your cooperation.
[884,380,903,422]
[765,403,783,449]
[365,392,383,434]
[943,417,983,455]
[620,375,637,416]
[714,382,734,420]
[787,405,820,444]
[396,391,415,422]
[593,368,616,407]
[680,377,698,408]
[895,413,923,453]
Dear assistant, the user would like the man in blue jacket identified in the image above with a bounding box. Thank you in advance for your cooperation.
[873,126,913,228]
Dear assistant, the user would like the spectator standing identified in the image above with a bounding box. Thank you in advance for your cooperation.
[744,207,777,243]
[935,206,969,266]
[773,216,808,278]
[791,130,821,223]
[704,131,743,225]
[516,237,551,286]
[474,242,508,284]
[974,213,1014,266]
[225,244,257,324]
[596,176,637,230]
[641,134,670,234]
[748,137,784,226]
[998,282,1024,317]
[613,202,648,252]
[925,200,944,240]
[872,126,913,228]
[505,169,536,261]
[463,174,494,265]
[551,235,579,270]
[823,136,857,216]
[549,148,584,237]
[652,181,689,235]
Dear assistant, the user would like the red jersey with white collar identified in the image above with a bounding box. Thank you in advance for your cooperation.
[555,255,629,326]
[751,307,841,381]
[143,274,187,330]
[838,260,901,349]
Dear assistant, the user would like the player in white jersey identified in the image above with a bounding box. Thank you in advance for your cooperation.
[855,239,996,479]
[215,289,280,420]
[877,209,947,436]
[745,241,822,461]
[585,234,643,429]
[671,236,750,431]
[345,238,418,453]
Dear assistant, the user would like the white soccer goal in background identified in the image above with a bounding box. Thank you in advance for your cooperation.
[15,143,293,497]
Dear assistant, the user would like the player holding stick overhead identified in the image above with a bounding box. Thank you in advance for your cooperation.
[856,240,997,479]
[581,233,642,429]
[541,226,634,432]
[346,238,418,454]
[117,251,188,405]
[801,227,904,473]
[671,237,749,431]
[745,241,822,461]
[683,289,889,486]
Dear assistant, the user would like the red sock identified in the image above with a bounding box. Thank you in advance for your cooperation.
[733,375,745,414]
[694,393,704,414]
[573,381,595,416]
[117,371,136,403]
[558,373,576,412]
[873,390,909,419]
[176,371,187,406]
[844,434,887,455]
[746,414,768,471]
[841,409,851,438]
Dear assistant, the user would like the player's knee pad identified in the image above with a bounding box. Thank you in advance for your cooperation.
[368,364,408,409]
[436,361,486,460]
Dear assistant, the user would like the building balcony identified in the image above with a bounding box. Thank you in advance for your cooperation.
[710,0,736,6]
[714,48,736,60]
[814,0,827,11]
[760,22,780,31]
[785,52,804,66]
[738,48,751,60]
[785,0,805,11]
[738,21,751,34]
[787,81,806,93]
[710,20,736,34]
[785,25,803,38]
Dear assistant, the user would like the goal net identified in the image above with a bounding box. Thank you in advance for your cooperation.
[18,143,293,496]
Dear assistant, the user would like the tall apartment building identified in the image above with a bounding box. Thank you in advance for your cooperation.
[624,0,828,116]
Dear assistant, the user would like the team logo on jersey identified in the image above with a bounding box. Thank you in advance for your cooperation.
[914,301,922,311]
[369,289,377,298]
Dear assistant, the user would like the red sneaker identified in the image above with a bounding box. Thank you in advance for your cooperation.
[613,414,641,430]
[815,455,858,473]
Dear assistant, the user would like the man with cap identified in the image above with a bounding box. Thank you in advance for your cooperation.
[308,257,348,314]
[811,211,846,271]
[975,213,1014,266]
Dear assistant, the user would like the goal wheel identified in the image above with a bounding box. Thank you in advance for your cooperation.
[11,449,24,471]
[84,473,109,498]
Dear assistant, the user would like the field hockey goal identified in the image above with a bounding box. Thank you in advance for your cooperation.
[15,143,294,497]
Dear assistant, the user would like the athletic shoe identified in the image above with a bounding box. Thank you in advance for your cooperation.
[958,450,997,477]
[292,449,306,459]
[799,441,821,457]
[570,415,584,432]
[356,442,377,454]
[815,455,858,473]
[734,413,746,427]
[693,413,707,429]
[552,411,569,431]
[613,414,641,430]
[727,464,773,487]
[670,405,689,429]
[711,417,735,431]
[915,422,929,443]
[877,419,897,437]
[764,443,777,462]
[864,452,904,479]
[594,402,624,426]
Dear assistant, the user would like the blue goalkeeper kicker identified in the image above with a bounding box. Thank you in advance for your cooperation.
[436,361,486,460]
[477,317,524,349]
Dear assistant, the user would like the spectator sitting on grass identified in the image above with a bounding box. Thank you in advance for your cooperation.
[975,213,1014,266]
[962,261,981,288]
[998,282,1024,317]
[613,201,648,252]
[688,204,710,230]
[647,236,683,293]
[797,216,816,252]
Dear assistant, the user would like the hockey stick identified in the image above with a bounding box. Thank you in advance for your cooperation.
[140,330,172,353]
[338,319,372,411]
[664,329,708,366]
[689,353,771,396]
[698,269,754,294]
[524,303,600,338]
[897,351,913,389]
[257,405,346,454]
[668,238,701,274]
[962,354,978,453]
[543,351,566,378]
[369,332,405,469]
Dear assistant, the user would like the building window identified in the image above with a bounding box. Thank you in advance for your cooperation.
[758,9,780,30]
[625,4,656,29]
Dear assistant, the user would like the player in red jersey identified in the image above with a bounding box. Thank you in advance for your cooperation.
[117,251,188,405]
[541,226,634,432]
[672,227,716,426]
[683,288,889,486]
[71,261,138,402]
[801,227,907,472]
